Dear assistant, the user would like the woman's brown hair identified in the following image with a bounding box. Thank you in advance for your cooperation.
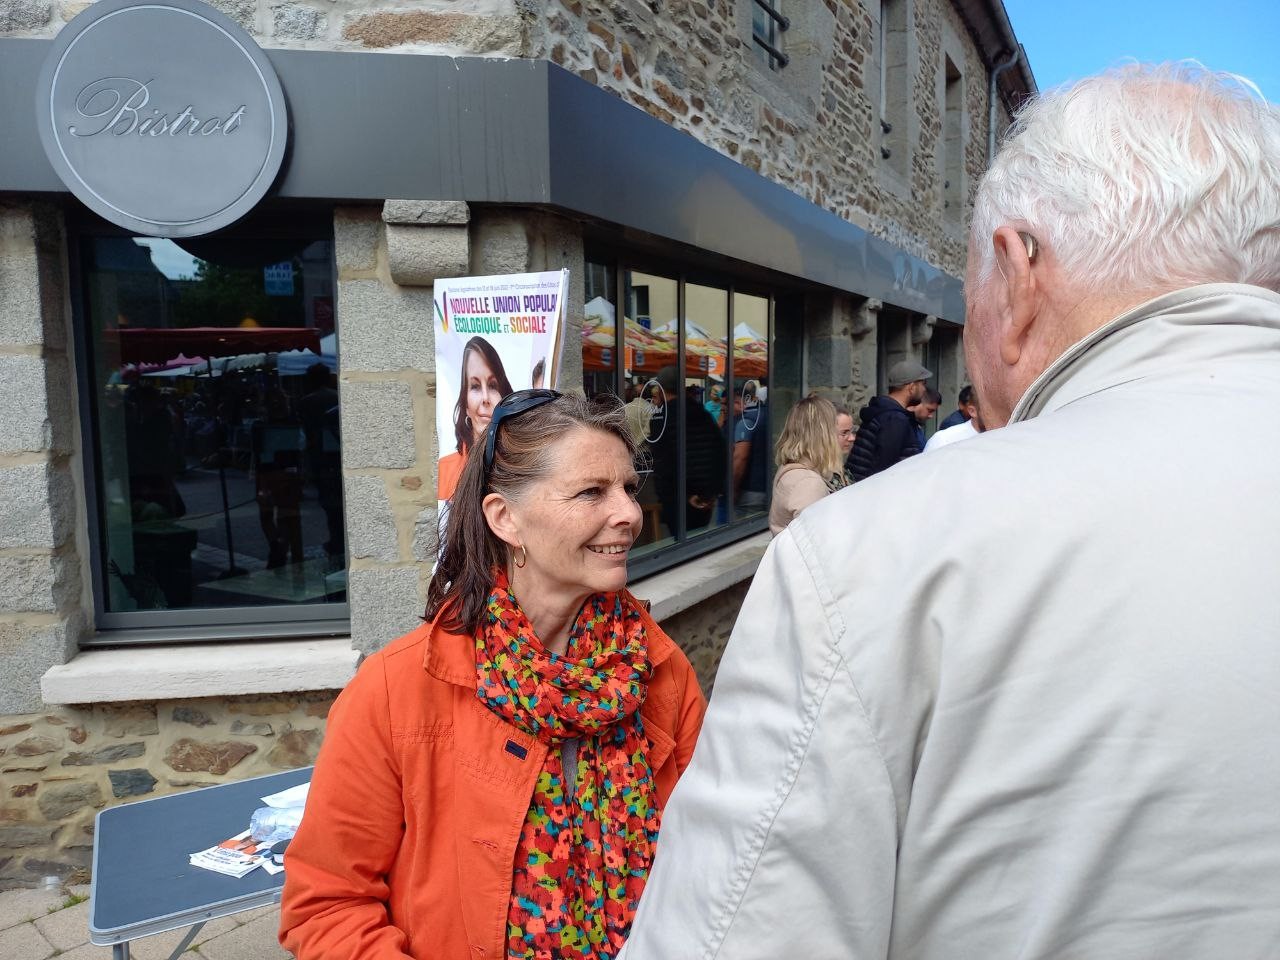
[425,392,641,634]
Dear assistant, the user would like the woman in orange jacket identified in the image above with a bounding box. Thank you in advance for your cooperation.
[280,390,706,960]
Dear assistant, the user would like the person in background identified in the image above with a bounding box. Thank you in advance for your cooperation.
[251,388,304,569]
[768,395,847,535]
[649,366,726,532]
[622,62,1280,959]
[732,380,769,514]
[909,387,942,451]
[939,384,978,430]
[438,336,514,501]
[282,391,705,960]
[846,359,931,481]
[299,363,343,565]
[834,406,856,458]
[925,386,984,451]
[835,404,856,481]
[704,381,726,427]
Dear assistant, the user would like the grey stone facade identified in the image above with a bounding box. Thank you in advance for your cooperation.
[0,201,86,716]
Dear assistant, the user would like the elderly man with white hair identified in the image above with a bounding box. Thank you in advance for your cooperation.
[623,63,1280,959]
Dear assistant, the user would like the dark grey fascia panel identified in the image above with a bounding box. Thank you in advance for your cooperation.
[269,49,553,203]
[545,64,964,321]
[0,40,64,192]
[0,40,555,203]
[0,39,962,321]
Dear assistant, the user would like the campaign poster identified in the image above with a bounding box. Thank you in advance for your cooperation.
[433,270,569,511]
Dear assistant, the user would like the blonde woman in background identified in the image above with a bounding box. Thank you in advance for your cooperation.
[768,394,847,535]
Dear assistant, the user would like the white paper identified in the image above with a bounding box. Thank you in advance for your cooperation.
[260,782,310,808]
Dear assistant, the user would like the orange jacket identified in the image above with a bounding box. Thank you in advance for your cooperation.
[279,601,706,960]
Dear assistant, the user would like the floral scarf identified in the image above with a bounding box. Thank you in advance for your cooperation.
[475,569,658,960]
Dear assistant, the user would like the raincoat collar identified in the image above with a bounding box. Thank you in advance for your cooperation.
[1010,283,1280,424]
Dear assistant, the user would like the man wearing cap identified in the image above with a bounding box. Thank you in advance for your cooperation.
[845,358,932,481]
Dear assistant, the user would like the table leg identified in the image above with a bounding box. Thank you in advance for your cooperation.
[166,921,206,960]
[113,943,130,960]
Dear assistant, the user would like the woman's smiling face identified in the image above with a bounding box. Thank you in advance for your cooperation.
[465,348,503,436]
[505,426,642,607]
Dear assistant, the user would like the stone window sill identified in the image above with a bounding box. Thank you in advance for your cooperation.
[629,531,770,622]
[41,639,361,706]
[38,533,770,705]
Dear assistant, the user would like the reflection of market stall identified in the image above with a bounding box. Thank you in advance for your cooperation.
[85,235,345,620]
[582,298,768,384]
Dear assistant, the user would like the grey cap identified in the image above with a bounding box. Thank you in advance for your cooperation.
[887,359,933,388]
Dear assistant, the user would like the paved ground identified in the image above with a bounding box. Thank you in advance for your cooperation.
[0,884,288,959]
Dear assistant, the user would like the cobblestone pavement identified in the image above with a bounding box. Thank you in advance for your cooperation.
[0,884,288,959]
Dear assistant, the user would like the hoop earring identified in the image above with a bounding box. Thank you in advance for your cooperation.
[514,545,527,569]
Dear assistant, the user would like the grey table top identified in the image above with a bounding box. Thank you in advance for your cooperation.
[90,767,312,945]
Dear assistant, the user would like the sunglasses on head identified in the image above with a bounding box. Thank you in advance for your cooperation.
[483,389,562,473]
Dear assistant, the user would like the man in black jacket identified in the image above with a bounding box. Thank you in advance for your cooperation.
[847,359,932,481]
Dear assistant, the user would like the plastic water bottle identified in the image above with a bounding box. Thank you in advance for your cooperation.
[248,805,304,844]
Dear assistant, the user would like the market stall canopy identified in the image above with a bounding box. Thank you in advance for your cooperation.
[103,327,321,367]
[277,332,338,377]
[582,311,766,379]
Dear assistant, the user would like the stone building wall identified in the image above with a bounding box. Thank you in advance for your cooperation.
[0,203,85,718]
[529,0,1003,279]
[0,696,332,889]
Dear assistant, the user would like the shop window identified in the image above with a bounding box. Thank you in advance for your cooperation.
[751,0,789,71]
[583,255,775,577]
[76,225,346,639]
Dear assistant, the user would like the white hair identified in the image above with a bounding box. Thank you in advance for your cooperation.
[971,62,1280,294]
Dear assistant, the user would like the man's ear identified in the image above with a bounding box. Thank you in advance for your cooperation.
[991,225,1039,366]
[481,493,521,550]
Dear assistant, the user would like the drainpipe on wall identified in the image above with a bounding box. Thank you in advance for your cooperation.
[988,48,1021,165]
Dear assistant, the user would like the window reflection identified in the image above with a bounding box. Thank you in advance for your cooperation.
[624,272,678,555]
[582,261,616,401]
[580,257,777,567]
[683,283,729,536]
[84,235,344,615]
[732,292,770,520]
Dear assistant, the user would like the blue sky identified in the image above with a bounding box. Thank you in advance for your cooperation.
[1002,0,1279,103]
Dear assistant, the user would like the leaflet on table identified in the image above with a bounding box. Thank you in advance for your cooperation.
[190,829,283,878]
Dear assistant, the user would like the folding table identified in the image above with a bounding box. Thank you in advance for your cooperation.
[89,766,312,960]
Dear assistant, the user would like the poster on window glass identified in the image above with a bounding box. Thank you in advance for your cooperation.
[433,269,569,516]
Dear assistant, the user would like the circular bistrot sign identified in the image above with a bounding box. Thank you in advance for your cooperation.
[36,0,289,237]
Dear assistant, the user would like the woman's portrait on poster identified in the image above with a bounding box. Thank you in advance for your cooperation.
[437,336,513,500]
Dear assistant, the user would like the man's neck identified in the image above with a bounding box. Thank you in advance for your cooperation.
[886,387,913,408]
